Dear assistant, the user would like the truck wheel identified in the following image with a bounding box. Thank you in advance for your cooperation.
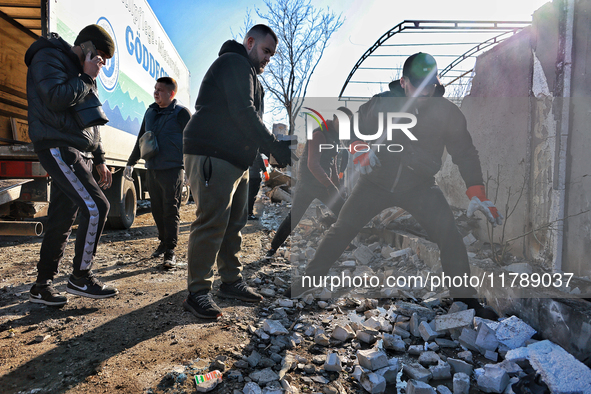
[106,175,137,229]
[180,178,191,206]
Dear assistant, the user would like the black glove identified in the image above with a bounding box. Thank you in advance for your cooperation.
[270,140,291,168]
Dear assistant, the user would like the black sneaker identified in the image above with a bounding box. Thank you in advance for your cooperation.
[66,272,119,299]
[218,280,263,302]
[266,248,277,257]
[183,290,222,319]
[163,249,176,269]
[29,283,68,306]
[151,243,166,258]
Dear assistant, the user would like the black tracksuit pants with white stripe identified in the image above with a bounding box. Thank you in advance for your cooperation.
[36,147,110,284]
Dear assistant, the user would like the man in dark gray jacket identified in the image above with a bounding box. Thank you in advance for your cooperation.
[25,24,119,306]
[124,77,191,268]
[182,24,291,319]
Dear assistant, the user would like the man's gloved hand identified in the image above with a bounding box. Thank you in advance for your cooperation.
[350,140,381,175]
[123,165,134,181]
[270,140,291,168]
[466,185,503,226]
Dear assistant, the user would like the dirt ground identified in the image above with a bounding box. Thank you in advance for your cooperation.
[0,199,297,394]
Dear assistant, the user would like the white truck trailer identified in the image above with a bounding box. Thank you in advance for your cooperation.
[0,0,191,234]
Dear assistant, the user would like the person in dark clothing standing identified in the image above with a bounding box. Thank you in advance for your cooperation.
[289,53,502,317]
[124,77,191,268]
[182,24,291,319]
[247,154,266,220]
[26,24,119,306]
[267,114,347,256]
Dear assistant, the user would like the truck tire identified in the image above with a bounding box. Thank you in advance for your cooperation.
[180,176,191,206]
[106,174,137,229]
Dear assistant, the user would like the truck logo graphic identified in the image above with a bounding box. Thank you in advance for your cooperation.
[97,17,119,92]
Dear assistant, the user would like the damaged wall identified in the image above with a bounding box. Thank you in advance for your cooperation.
[564,0,591,279]
[438,0,591,278]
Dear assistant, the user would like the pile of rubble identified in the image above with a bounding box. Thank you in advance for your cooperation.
[183,289,591,394]
[179,183,591,394]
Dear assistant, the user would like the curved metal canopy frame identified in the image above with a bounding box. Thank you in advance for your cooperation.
[339,20,530,99]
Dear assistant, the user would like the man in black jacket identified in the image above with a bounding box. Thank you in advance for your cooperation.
[291,53,502,316]
[183,24,291,319]
[124,77,191,268]
[25,25,119,306]
[267,114,347,257]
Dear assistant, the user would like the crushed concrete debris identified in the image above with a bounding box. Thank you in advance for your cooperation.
[171,195,591,394]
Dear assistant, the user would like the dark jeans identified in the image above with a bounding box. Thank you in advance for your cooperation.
[36,147,110,283]
[271,179,345,250]
[247,174,261,215]
[304,177,474,297]
[147,167,183,250]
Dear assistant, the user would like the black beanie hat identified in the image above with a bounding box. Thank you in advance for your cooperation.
[74,24,115,58]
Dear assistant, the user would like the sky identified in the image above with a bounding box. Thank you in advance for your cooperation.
[146,0,550,124]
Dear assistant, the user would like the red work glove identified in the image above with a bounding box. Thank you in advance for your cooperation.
[350,140,380,175]
[466,185,503,226]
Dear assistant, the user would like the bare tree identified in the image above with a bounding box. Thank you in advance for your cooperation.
[246,0,343,135]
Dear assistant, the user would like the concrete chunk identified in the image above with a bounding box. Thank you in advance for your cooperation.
[393,325,411,339]
[375,359,401,385]
[436,385,452,394]
[447,358,473,376]
[505,340,591,394]
[353,245,374,265]
[453,372,470,394]
[263,319,289,335]
[395,301,437,320]
[406,379,437,394]
[357,328,379,344]
[324,352,342,372]
[419,321,441,341]
[477,365,510,393]
[247,351,262,368]
[495,316,536,350]
[382,333,406,352]
[360,372,387,394]
[429,360,451,380]
[418,351,440,366]
[484,350,498,362]
[408,345,424,355]
[332,324,355,342]
[243,382,262,394]
[314,333,330,347]
[248,368,279,385]
[475,320,500,351]
[458,328,479,352]
[357,349,389,371]
[403,363,432,382]
[410,313,421,337]
[434,338,458,348]
[434,309,475,332]
[448,301,468,314]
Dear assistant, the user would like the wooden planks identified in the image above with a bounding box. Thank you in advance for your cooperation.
[0,11,35,143]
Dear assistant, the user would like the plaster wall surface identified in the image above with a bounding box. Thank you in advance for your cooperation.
[438,31,532,257]
[563,0,591,277]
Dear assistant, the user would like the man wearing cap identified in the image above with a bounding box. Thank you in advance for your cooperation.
[290,53,502,317]
[25,24,119,306]
[266,111,349,257]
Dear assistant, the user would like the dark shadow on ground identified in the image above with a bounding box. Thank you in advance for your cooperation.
[0,289,210,394]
